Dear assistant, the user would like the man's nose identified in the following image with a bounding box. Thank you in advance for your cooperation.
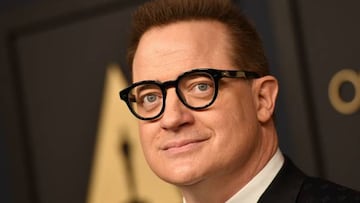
[159,89,194,131]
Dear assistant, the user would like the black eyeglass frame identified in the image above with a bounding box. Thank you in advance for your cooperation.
[119,68,260,120]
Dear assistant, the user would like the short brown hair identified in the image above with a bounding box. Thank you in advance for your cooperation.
[127,0,269,76]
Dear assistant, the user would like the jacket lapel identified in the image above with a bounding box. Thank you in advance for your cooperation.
[258,157,305,202]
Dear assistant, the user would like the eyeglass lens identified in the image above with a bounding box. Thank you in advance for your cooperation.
[127,71,216,119]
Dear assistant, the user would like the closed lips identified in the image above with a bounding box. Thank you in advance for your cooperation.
[161,138,209,150]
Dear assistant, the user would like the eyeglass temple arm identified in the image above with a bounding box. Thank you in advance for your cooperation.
[221,70,260,79]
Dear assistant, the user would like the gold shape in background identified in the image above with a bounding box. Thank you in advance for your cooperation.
[87,64,181,203]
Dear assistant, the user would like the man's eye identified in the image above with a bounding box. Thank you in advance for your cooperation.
[143,94,158,103]
[195,83,210,91]
[191,82,213,94]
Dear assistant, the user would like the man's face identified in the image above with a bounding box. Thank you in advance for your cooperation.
[132,21,262,186]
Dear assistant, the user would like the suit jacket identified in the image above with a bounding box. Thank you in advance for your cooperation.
[258,157,360,202]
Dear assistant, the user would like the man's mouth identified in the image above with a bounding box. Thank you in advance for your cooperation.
[161,138,209,155]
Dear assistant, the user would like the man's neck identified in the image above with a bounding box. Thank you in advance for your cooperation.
[226,149,284,203]
[180,142,279,203]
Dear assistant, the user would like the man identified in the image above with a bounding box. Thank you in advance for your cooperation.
[119,0,360,202]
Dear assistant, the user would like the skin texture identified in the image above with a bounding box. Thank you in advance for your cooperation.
[132,20,279,203]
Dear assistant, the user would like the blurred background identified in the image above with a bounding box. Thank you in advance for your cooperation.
[0,0,359,202]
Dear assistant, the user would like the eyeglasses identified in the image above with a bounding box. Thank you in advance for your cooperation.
[119,68,260,120]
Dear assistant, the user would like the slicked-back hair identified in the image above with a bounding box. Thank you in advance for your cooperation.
[127,0,270,77]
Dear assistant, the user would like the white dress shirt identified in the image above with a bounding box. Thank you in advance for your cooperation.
[183,149,284,203]
[226,148,284,203]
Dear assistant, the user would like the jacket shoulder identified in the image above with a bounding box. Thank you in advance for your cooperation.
[297,177,360,202]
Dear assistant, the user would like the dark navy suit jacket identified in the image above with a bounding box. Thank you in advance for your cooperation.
[258,157,360,202]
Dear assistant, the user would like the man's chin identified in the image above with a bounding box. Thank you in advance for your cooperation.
[158,173,203,187]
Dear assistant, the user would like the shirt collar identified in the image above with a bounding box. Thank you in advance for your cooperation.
[182,148,284,203]
[226,148,284,203]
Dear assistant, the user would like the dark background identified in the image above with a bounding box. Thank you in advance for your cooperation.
[0,0,359,202]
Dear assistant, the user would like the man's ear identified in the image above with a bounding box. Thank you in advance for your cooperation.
[252,76,278,123]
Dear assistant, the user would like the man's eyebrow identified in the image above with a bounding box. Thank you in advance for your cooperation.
[135,83,161,94]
